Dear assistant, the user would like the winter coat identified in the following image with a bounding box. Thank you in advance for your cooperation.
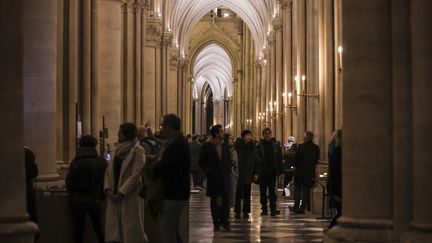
[294,141,320,187]
[234,139,259,184]
[155,134,191,201]
[256,140,283,177]
[189,141,202,172]
[104,142,148,243]
[229,147,238,207]
[66,147,107,204]
[198,139,232,197]
[328,145,341,208]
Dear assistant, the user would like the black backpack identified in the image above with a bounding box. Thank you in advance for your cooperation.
[72,158,97,194]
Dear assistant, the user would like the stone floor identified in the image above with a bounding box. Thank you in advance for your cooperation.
[189,185,329,243]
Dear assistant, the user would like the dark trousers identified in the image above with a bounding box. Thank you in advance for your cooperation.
[234,182,251,214]
[210,195,229,227]
[71,202,104,243]
[293,181,312,211]
[191,170,205,187]
[259,175,277,212]
[283,173,293,187]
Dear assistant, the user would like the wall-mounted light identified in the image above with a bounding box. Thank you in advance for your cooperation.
[223,12,229,18]
[294,75,319,98]
[338,46,343,72]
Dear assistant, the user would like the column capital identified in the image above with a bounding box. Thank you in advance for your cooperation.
[179,57,189,70]
[255,59,267,68]
[169,53,179,68]
[272,17,283,31]
[122,0,134,13]
[159,31,173,47]
[146,20,162,43]
[279,0,292,11]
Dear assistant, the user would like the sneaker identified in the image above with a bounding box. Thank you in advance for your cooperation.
[234,213,241,219]
[271,210,280,216]
[196,185,205,190]
[261,210,268,216]
[214,225,220,232]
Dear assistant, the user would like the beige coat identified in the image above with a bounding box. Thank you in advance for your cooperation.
[104,142,148,243]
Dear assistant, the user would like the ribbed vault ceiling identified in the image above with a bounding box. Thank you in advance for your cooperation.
[163,0,277,58]
[193,44,232,99]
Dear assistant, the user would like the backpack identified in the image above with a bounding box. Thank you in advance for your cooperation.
[73,159,97,194]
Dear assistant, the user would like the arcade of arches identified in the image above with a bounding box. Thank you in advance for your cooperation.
[0,0,431,242]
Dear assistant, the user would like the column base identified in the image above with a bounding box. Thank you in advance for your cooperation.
[0,220,38,243]
[402,223,432,243]
[323,216,394,242]
[36,172,61,182]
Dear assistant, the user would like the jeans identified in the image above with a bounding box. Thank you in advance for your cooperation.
[160,199,187,243]
[259,175,277,212]
[234,182,252,214]
[71,202,104,243]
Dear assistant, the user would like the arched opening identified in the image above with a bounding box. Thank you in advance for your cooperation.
[192,44,233,135]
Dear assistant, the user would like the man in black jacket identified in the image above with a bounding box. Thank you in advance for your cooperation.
[256,127,283,216]
[234,130,259,219]
[199,124,232,231]
[156,114,191,243]
[290,131,320,214]
[66,135,107,243]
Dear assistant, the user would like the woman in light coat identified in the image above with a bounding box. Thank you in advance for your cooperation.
[105,123,148,243]
[224,133,238,209]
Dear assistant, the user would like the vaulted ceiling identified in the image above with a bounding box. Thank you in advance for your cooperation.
[159,0,278,58]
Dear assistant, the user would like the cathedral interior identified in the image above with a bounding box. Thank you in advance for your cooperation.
[0,0,431,242]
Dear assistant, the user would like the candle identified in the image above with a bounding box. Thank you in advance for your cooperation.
[301,75,306,92]
[338,46,343,69]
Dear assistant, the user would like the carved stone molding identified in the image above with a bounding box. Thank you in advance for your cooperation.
[159,32,173,47]
[179,57,189,70]
[146,22,162,42]
[279,0,292,11]
[122,0,134,13]
[272,18,283,31]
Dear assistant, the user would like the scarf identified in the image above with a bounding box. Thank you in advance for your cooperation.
[115,139,137,160]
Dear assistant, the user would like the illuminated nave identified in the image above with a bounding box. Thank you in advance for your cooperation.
[0,0,431,242]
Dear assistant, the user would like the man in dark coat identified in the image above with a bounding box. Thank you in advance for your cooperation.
[199,124,232,231]
[24,147,38,223]
[256,127,283,216]
[155,114,191,243]
[290,130,320,214]
[189,135,205,189]
[234,130,259,219]
[66,135,107,243]
[328,129,342,228]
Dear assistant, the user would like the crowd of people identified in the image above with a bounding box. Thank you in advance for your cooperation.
[24,114,343,243]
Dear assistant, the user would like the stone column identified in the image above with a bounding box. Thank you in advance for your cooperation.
[282,0,293,141]
[144,17,161,130]
[23,0,59,181]
[160,33,172,116]
[135,3,144,124]
[324,0,394,241]
[407,0,432,241]
[0,1,39,241]
[97,0,123,146]
[306,0,319,140]
[334,0,343,129]
[91,0,101,137]
[82,0,92,134]
[274,18,283,142]
[123,1,134,121]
